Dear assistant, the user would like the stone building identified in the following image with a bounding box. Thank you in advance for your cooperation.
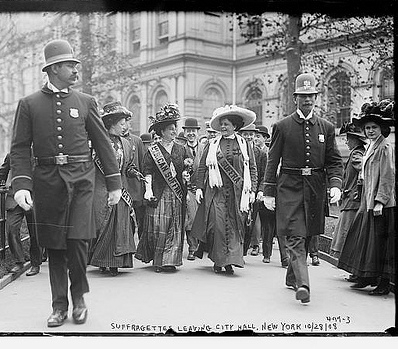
[0,12,394,161]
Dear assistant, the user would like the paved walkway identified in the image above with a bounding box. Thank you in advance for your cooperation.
[0,243,396,337]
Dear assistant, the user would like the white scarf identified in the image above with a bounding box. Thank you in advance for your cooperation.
[206,133,252,212]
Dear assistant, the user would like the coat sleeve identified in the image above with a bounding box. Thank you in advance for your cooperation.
[85,97,121,192]
[247,142,258,192]
[324,123,343,189]
[374,143,395,206]
[0,154,10,184]
[195,143,210,191]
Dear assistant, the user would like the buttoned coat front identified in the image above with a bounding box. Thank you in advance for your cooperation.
[10,85,121,249]
[263,112,343,237]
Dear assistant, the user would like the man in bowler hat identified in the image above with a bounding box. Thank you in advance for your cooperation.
[262,73,343,303]
[10,39,122,327]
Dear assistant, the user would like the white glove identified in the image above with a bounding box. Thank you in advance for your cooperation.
[182,170,190,183]
[195,188,203,204]
[249,191,255,204]
[108,189,122,206]
[14,189,33,211]
[256,191,264,201]
[263,196,276,211]
[329,187,341,204]
[144,174,154,200]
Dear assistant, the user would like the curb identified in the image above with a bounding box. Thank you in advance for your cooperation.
[0,262,31,291]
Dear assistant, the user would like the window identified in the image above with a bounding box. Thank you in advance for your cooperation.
[154,90,169,114]
[380,67,394,100]
[130,13,141,55]
[128,95,141,135]
[327,71,351,128]
[245,86,263,125]
[203,87,223,121]
[158,12,169,45]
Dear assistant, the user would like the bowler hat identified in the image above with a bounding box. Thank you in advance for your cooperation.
[293,73,318,95]
[182,117,200,129]
[140,133,153,143]
[255,125,270,138]
[42,39,80,72]
[148,103,181,133]
[210,105,256,132]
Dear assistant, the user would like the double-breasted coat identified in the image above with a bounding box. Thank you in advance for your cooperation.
[263,112,343,237]
[10,84,122,249]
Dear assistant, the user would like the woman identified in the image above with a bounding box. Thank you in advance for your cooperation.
[330,122,367,260]
[338,100,395,295]
[135,103,190,272]
[192,105,258,275]
[89,102,137,276]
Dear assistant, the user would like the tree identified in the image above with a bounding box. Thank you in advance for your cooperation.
[236,13,394,119]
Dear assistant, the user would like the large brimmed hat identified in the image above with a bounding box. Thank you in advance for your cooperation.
[205,121,218,133]
[210,105,256,132]
[148,103,181,133]
[255,125,270,138]
[339,121,367,143]
[293,73,318,95]
[101,101,133,121]
[182,117,200,129]
[42,39,81,72]
[352,100,395,137]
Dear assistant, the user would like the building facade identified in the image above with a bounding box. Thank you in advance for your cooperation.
[0,12,394,161]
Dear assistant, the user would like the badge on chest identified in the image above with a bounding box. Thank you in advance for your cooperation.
[318,134,325,143]
[70,108,79,118]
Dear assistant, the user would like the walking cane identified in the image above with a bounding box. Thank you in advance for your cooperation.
[0,185,7,260]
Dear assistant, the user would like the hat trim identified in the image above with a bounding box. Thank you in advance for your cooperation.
[148,117,180,133]
[209,106,256,132]
[42,55,80,71]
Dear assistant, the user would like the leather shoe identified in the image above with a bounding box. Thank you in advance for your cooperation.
[10,263,24,274]
[345,274,358,283]
[262,257,270,263]
[311,256,320,266]
[213,265,222,274]
[368,286,390,296]
[281,259,289,268]
[187,252,195,261]
[72,298,88,324]
[286,281,298,291]
[250,246,259,256]
[225,265,234,275]
[296,287,310,303]
[26,266,40,276]
[109,267,118,276]
[350,279,378,289]
[47,309,68,327]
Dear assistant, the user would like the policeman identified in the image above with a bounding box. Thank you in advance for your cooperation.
[262,73,343,304]
[10,39,122,327]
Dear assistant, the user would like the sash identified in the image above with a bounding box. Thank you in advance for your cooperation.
[94,155,133,209]
[216,150,243,188]
[148,144,184,203]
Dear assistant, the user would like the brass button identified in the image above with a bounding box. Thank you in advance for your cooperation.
[56,101,61,106]
[56,110,62,114]
[57,127,62,131]
[57,118,62,123]
[58,144,64,149]
[57,135,63,140]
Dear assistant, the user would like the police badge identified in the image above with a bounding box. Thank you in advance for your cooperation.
[70,108,79,118]
[318,134,325,142]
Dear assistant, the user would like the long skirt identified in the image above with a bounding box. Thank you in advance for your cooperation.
[89,201,136,268]
[205,186,244,268]
[330,209,357,258]
[337,207,395,281]
[135,186,183,267]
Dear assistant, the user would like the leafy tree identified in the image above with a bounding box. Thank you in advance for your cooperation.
[235,13,394,121]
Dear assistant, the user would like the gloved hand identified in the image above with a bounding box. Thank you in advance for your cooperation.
[256,191,264,201]
[249,191,255,204]
[329,187,341,204]
[108,189,122,206]
[195,188,203,204]
[144,174,154,200]
[263,196,276,211]
[14,189,33,211]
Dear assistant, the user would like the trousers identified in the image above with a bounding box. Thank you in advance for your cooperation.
[47,239,89,311]
[6,206,42,267]
[262,208,289,262]
[285,236,312,290]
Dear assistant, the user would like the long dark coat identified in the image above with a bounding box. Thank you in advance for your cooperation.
[263,112,343,237]
[10,85,121,249]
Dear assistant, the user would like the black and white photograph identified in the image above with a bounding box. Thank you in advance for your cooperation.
[0,0,396,346]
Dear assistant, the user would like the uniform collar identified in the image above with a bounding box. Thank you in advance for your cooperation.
[47,81,69,93]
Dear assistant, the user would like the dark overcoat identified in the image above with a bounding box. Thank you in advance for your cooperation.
[10,85,121,249]
[263,112,343,237]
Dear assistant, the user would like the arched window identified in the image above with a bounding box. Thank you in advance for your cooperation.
[127,95,141,136]
[379,67,394,100]
[154,90,169,114]
[245,86,262,125]
[327,71,351,128]
[202,87,223,121]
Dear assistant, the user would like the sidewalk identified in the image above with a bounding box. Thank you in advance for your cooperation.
[0,245,396,335]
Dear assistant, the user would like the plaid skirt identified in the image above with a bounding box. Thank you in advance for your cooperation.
[135,186,183,267]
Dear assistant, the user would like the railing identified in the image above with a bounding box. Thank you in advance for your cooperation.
[0,186,7,260]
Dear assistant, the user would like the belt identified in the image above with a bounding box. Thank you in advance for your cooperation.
[34,154,92,166]
[281,167,324,176]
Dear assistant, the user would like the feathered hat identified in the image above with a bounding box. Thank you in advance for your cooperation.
[148,103,181,133]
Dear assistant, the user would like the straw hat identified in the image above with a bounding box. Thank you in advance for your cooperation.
[209,105,256,132]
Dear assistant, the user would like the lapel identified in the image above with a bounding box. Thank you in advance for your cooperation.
[364,136,383,168]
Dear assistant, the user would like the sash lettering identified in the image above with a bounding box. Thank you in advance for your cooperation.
[216,151,243,188]
[148,144,184,203]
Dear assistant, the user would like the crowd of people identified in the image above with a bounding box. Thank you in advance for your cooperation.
[0,39,395,328]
